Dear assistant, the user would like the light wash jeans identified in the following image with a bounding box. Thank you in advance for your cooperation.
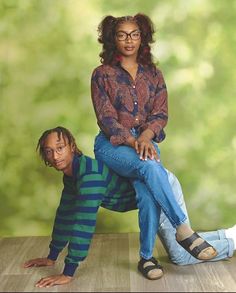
[139,170,234,264]
[94,131,234,263]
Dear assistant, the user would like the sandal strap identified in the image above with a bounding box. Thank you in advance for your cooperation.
[142,264,160,275]
[191,241,213,256]
[177,232,200,249]
[176,232,216,259]
[139,257,163,271]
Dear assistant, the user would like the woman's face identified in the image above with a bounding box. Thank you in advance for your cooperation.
[115,21,141,59]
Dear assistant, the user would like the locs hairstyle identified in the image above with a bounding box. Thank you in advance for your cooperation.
[97,13,155,66]
[36,126,83,166]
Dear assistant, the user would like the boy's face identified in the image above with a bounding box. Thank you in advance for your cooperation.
[43,132,74,174]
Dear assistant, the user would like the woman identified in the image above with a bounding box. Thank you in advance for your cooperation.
[91,14,218,279]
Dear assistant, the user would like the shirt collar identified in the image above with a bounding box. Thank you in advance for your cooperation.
[116,62,144,71]
[115,63,145,80]
[72,154,82,181]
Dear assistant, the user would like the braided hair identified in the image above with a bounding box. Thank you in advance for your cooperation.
[36,126,82,166]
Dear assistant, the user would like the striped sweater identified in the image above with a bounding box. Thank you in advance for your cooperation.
[47,154,137,276]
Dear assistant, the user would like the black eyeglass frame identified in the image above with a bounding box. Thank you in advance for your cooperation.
[115,29,141,41]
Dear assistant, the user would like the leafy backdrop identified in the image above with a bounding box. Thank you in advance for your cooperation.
[0,0,235,236]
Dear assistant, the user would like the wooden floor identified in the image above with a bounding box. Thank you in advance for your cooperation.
[0,233,235,292]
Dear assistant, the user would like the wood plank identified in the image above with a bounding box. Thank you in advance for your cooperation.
[62,233,130,292]
[0,234,235,292]
[193,261,236,292]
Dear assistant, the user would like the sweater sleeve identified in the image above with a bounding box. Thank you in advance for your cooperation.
[47,176,76,262]
[62,171,105,276]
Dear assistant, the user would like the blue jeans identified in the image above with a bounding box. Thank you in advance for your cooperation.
[94,131,234,262]
[142,170,234,264]
[94,131,187,257]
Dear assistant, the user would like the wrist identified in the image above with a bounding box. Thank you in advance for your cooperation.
[62,274,73,279]
[125,136,136,147]
[63,262,79,277]
[139,129,155,141]
[47,258,55,265]
[47,246,60,261]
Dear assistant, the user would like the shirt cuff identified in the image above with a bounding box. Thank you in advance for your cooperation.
[63,263,79,277]
[141,124,166,143]
[110,133,133,145]
[47,247,60,261]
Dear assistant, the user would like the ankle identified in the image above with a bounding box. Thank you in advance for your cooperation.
[176,223,194,240]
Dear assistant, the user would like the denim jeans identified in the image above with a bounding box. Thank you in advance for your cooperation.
[94,131,187,258]
[94,131,234,262]
[158,170,234,264]
[94,131,187,227]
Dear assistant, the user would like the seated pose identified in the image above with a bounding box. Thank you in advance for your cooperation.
[23,127,235,287]
[91,13,218,278]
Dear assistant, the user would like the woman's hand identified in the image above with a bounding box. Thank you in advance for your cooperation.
[125,135,137,149]
[23,257,55,268]
[125,130,160,161]
[136,135,159,161]
[35,274,72,288]
[136,129,160,161]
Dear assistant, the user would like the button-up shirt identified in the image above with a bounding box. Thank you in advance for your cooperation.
[91,63,168,145]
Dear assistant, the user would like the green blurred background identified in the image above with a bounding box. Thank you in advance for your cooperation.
[0,0,236,237]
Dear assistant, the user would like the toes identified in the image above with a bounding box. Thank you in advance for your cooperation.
[147,268,163,280]
[198,247,216,259]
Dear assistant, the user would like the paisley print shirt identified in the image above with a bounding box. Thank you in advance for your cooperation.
[91,63,168,145]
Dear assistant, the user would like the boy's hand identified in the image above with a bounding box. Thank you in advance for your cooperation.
[23,258,55,268]
[35,274,72,287]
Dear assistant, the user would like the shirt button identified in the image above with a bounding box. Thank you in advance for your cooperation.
[135,117,139,121]
[134,101,138,105]
[132,85,136,88]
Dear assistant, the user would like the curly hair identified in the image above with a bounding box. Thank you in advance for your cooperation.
[36,126,83,166]
[97,13,155,66]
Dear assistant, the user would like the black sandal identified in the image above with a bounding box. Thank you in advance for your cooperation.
[138,257,163,280]
[176,232,218,260]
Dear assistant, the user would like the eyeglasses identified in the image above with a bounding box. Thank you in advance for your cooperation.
[115,30,141,41]
[44,144,68,158]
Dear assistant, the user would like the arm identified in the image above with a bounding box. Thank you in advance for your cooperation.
[47,178,76,262]
[33,170,105,287]
[62,172,105,276]
[91,68,135,146]
[140,68,168,142]
[137,69,168,160]
[23,191,71,268]
[23,177,76,287]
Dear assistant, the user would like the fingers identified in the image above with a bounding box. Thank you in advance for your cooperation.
[23,258,53,268]
[35,275,72,288]
[138,143,145,160]
[152,150,160,162]
[134,140,139,153]
[149,145,158,161]
[23,262,34,268]
[137,143,156,161]
[36,276,55,288]
[136,142,161,162]
[23,259,39,268]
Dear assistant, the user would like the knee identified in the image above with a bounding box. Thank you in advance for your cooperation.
[170,255,188,266]
[136,190,153,208]
[168,250,189,266]
[139,160,165,176]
